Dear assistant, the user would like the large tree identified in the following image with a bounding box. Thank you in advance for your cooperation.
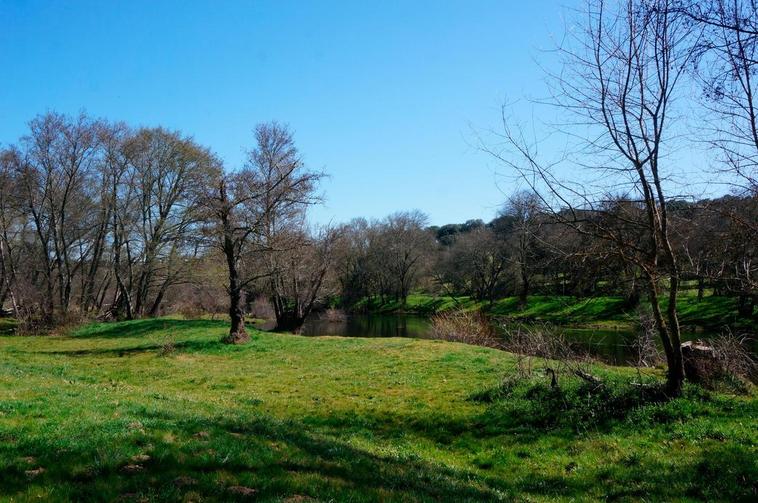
[488,0,701,395]
[203,122,324,341]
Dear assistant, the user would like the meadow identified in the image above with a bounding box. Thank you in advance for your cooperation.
[0,318,755,501]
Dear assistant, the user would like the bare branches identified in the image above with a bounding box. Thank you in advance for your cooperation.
[485,0,702,395]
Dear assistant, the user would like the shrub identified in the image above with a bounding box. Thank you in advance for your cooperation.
[711,331,756,384]
[430,310,498,347]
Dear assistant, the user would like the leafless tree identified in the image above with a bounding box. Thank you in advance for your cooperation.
[374,211,433,305]
[12,113,105,321]
[486,0,702,395]
[266,226,340,331]
[688,0,758,194]
[121,128,215,317]
[202,122,324,341]
[501,191,545,306]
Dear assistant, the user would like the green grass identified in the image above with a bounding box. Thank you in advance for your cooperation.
[357,294,756,330]
[0,318,756,501]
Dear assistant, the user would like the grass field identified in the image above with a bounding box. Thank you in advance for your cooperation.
[356,294,756,330]
[0,318,755,501]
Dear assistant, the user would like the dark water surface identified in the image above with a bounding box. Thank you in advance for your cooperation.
[297,314,712,366]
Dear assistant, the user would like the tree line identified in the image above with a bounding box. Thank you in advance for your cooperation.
[333,192,756,315]
[0,116,331,341]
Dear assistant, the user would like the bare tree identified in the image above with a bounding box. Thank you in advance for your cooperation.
[122,128,215,317]
[374,211,432,305]
[11,113,105,321]
[500,191,544,307]
[202,122,324,341]
[0,150,23,316]
[685,0,758,314]
[267,226,340,332]
[486,0,701,395]
[689,0,758,193]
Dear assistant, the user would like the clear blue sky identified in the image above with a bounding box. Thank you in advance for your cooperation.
[0,0,567,226]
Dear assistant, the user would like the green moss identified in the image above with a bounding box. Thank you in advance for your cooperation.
[0,318,755,501]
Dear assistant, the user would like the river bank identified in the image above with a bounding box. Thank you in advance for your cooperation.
[351,294,756,332]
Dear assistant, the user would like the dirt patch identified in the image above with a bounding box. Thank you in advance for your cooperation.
[227,485,257,497]
[174,476,197,487]
[120,464,144,474]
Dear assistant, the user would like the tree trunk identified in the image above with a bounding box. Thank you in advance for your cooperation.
[665,274,685,396]
[737,294,755,317]
[519,269,529,309]
[226,284,249,343]
[645,276,684,396]
[697,277,705,302]
[221,202,249,344]
[148,283,168,318]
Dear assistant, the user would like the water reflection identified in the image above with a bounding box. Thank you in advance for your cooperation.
[265,314,711,366]
[300,314,433,339]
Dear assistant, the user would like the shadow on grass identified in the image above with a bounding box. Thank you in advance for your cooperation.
[2,402,754,502]
[70,318,227,340]
[0,410,510,502]
[487,296,631,324]
[31,339,225,357]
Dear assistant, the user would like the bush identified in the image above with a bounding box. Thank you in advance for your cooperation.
[711,332,756,384]
[430,310,498,347]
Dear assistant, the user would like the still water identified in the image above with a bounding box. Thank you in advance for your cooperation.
[298,314,709,366]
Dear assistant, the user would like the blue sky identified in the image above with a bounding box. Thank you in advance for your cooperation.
[0,1,567,225]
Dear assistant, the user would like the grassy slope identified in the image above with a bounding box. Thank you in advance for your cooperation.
[357,294,756,330]
[0,318,755,502]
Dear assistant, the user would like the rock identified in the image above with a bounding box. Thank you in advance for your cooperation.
[120,463,144,474]
[681,340,723,384]
[131,454,151,463]
[227,486,257,497]
[24,467,45,478]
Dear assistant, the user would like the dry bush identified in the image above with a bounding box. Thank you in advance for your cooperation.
[501,322,599,388]
[16,309,87,336]
[632,313,663,368]
[710,331,757,384]
[324,308,346,322]
[176,303,204,320]
[158,339,176,356]
[168,282,227,320]
[250,296,274,320]
[430,310,499,348]
[678,331,755,391]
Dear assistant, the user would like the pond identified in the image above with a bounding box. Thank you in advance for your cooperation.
[296,314,713,366]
